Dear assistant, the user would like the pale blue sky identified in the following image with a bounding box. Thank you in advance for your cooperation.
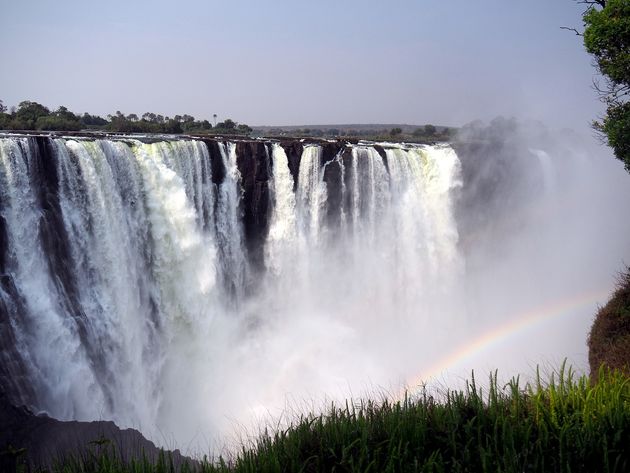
[0,0,599,130]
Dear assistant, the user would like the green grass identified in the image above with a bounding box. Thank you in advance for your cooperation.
[23,364,630,473]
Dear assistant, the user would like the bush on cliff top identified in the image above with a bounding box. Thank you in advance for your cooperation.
[589,267,630,381]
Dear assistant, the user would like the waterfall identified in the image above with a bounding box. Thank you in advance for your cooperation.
[0,137,102,419]
[296,145,327,245]
[0,135,465,446]
[216,142,248,299]
[265,143,298,277]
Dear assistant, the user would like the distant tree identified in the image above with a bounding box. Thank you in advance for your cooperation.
[390,127,402,136]
[412,128,424,137]
[0,100,6,113]
[424,124,437,135]
[142,112,157,122]
[16,101,50,126]
[213,113,217,127]
[164,119,183,134]
[217,118,236,129]
[237,123,252,134]
[127,113,139,122]
[81,113,108,127]
[54,106,77,121]
[36,115,81,131]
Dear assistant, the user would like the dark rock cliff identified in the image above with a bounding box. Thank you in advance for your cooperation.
[235,141,272,270]
[279,140,303,191]
[0,390,194,471]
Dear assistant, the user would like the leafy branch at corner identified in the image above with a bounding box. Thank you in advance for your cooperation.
[581,0,630,172]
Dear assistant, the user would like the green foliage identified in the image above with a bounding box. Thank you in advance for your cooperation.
[35,115,81,131]
[107,116,184,134]
[599,101,630,171]
[216,119,236,130]
[81,112,108,127]
[390,127,403,136]
[0,99,249,135]
[424,124,437,135]
[0,100,84,130]
[213,118,254,135]
[584,0,630,87]
[16,100,50,126]
[582,0,630,172]
[38,367,630,472]
[589,267,630,379]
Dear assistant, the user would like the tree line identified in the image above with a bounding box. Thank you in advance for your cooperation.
[0,100,252,135]
[264,124,453,142]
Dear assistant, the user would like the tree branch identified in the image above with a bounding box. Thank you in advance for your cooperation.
[560,26,583,36]
[576,0,606,7]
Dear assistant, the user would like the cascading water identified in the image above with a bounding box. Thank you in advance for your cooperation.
[2,132,626,450]
[296,145,327,246]
[0,136,250,438]
[216,142,248,300]
[265,143,298,277]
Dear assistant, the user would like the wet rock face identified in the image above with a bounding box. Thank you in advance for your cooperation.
[30,137,77,305]
[320,141,345,166]
[0,275,33,409]
[235,141,272,270]
[322,147,352,229]
[0,390,194,471]
[202,139,226,185]
[279,140,303,191]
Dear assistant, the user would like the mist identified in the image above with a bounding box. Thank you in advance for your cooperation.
[134,123,630,452]
[1,118,629,456]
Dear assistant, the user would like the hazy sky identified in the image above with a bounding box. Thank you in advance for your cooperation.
[1,0,600,130]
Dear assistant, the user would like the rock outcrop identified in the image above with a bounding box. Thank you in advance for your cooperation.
[588,269,630,382]
[0,390,194,471]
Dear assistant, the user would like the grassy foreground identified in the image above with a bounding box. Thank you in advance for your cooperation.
[29,366,630,473]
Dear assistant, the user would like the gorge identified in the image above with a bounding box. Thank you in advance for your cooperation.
[1,126,629,453]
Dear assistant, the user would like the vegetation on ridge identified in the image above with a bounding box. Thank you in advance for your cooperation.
[572,0,630,400]
[0,99,458,141]
[0,100,251,136]
[589,268,630,381]
[13,366,630,473]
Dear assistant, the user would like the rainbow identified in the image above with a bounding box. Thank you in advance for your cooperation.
[397,287,612,399]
